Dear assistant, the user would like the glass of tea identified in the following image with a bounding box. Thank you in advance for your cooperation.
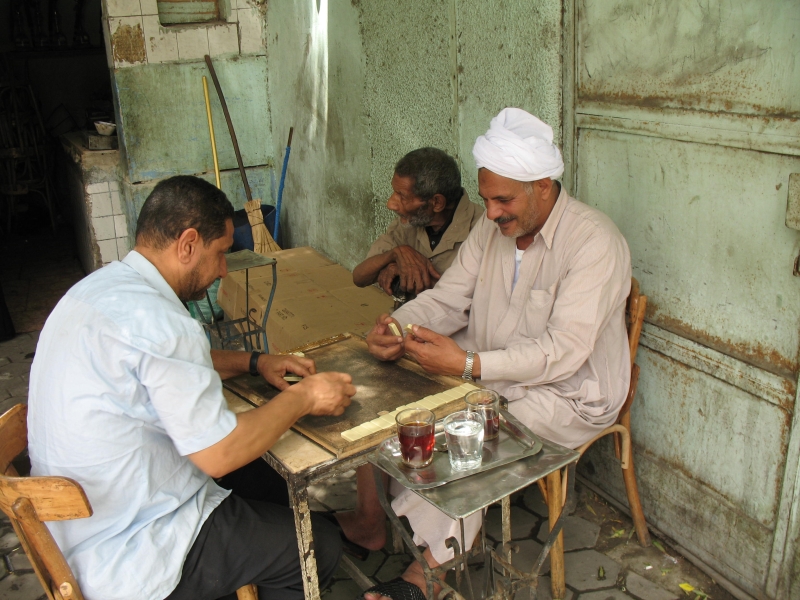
[395,408,436,468]
[465,389,501,441]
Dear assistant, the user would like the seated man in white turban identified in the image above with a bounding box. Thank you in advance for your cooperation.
[342,108,632,600]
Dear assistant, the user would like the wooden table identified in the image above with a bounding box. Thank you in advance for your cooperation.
[224,388,577,600]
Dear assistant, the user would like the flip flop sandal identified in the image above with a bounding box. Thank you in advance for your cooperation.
[359,577,427,600]
[317,511,371,561]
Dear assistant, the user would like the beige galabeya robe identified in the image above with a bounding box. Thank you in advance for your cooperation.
[389,186,632,564]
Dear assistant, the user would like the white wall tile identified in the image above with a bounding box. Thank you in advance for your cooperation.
[116,237,131,261]
[142,15,179,63]
[108,180,120,192]
[139,0,158,16]
[106,0,141,17]
[94,216,117,241]
[238,7,264,55]
[86,181,109,194]
[176,27,210,60]
[208,23,239,57]
[114,214,129,238]
[110,190,123,215]
[109,16,147,67]
[98,239,119,263]
[91,191,113,217]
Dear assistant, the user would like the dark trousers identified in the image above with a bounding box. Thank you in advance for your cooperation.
[165,460,342,600]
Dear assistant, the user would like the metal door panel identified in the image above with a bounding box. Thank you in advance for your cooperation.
[578,0,800,118]
[577,129,800,378]
[584,435,772,596]
[633,346,788,527]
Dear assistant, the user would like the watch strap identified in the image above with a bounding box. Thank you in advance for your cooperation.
[462,350,475,381]
[249,351,263,376]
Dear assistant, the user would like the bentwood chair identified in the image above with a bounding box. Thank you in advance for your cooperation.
[536,277,651,546]
[0,404,259,600]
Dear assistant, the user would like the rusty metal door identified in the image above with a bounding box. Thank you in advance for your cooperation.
[566,2,800,598]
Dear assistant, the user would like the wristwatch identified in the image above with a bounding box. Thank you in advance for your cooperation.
[462,350,475,381]
[249,351,263,376]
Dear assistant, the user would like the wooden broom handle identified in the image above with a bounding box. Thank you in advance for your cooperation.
[204,55,252,202]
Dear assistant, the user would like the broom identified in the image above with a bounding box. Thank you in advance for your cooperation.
[204,55,279,254]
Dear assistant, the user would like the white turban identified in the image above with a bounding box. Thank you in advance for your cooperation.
[472,108,564,181]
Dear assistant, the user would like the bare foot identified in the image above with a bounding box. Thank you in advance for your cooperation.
[336,464,389,551]
[335,509,386,551]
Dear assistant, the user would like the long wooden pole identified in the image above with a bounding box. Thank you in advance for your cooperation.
[204,55,251,201]
[202,76,221,189]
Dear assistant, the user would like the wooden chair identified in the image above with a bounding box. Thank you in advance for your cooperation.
[537,277,651,546]
[0,403,259,600]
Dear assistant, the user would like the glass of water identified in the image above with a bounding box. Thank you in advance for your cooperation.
[443,410,484,471]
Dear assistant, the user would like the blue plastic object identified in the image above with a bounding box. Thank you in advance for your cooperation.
[274,128,294,244]
[232,204,276,252]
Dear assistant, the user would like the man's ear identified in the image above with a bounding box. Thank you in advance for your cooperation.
[175,228,201,264]
[534,178,553,200]
[430,193,448,213]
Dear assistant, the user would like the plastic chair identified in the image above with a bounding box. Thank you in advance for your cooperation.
[537,277,651,546]
[0,404,258,600]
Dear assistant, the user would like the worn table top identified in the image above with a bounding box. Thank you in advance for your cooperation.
[224,389,337,473]
[223,334,466,458]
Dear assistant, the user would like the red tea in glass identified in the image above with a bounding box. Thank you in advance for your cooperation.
[396,409,436,468]
[465,389,501,441]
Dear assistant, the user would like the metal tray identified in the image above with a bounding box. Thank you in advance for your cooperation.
[371,409,543,490]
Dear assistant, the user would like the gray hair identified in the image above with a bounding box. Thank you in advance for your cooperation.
[394,148,462,208]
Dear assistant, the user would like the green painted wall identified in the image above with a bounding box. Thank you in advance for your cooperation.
[264,0,564,269]
[265,0,374,263]
[113,56,273,183]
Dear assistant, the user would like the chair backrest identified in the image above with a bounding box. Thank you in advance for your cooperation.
[618,278,647,419]
[626,277,647,367]
[0,404,92,600]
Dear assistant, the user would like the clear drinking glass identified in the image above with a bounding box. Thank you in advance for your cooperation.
[465,389,501,441]
[443,410,484,471]
[395,408,436,468]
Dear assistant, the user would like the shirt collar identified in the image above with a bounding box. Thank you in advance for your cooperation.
[537,184,569,250]
[122,250,185,309]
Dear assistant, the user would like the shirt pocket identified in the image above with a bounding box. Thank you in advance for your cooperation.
[521,281,558,339]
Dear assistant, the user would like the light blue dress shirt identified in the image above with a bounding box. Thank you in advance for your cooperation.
[28,251,237,600]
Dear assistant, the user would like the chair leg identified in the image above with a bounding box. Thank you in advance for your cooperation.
[536,478,548,505]
[236,584,258,600]
[620,412,650,547]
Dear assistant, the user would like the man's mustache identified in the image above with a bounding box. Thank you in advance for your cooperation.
[494,216,516,225]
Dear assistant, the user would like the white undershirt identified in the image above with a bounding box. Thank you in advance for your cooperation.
[512,247,525,290]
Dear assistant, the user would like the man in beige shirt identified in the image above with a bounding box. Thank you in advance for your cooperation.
[345,109,632,600]
[353,147,484,297]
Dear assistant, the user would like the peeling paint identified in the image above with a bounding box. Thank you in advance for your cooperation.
[578,1,800,119]
[111,22,146,65]
[649,303,799,380]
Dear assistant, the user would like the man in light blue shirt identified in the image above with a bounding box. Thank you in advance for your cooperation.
[27,176,356,600]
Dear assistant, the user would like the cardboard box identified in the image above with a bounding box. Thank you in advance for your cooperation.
[218,247,394,353]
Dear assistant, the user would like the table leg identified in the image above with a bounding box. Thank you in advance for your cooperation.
[287,476,322,600]
[546,469,565,600]
[501,495,512,574]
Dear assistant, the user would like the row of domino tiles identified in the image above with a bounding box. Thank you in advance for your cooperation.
[340,382,480,442]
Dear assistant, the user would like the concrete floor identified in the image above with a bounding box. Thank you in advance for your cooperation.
[0,232,736,600]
